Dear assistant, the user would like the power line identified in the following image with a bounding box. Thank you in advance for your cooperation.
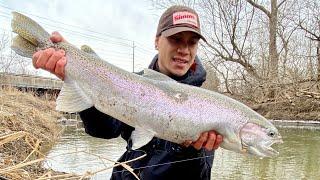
[135,41,155,52]
[94,52,132,59]
[0,11,133,48]
[135,47,155,56]
[0,5,155,71]
[0,3,158,52]
[0,3,133,43]
[90,46,133,56]
[0,14,11,20]
[0,9,155,54]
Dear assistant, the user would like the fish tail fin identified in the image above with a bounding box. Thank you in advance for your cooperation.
[11,11,53,57]
[11,35,37,58]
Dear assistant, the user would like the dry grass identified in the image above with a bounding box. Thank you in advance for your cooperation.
[253,96,320,120]
[0,87,144,179]
[0,87,80,179]
[227,80,320,121]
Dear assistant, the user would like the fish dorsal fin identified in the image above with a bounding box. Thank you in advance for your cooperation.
[56,77,93,113]
[142,69,175,82]
[131,127,156,150]
[81,45,99,57]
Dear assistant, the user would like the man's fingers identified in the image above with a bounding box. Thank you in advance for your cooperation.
[192,132,208,150]
[45,50,65,73]
[32,50,41,68]
[50,31,66,43]
[35,48,54,69]
[54,57,66,80]
[204,132,217,151]
[32,47,66,80]
[181,140,193,147]
[213,134,223,150]
[189,130,223,151]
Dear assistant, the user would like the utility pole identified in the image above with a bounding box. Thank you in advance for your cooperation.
[132,41,135,73]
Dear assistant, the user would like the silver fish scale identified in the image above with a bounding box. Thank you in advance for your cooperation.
[11,11,282,157]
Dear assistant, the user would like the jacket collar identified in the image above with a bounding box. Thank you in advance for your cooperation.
[148,54,206,87]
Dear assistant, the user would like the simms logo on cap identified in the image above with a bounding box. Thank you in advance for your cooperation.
[173,11,198,28]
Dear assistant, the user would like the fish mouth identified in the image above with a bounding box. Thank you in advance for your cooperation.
[243,137,283,157]
[263,145,279,156]
[260,138,283,157]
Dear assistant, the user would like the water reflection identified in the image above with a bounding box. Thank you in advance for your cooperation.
[44,129,127,179]
[45,127,320,179]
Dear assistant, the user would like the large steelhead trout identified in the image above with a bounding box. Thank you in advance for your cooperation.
[11,12,282,157]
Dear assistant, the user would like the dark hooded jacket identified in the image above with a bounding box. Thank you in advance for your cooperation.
[79,55,214,180]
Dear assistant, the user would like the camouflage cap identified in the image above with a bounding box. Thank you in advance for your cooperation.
[156,5,206,42]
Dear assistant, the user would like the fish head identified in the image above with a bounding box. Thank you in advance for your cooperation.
[240,122,283,158]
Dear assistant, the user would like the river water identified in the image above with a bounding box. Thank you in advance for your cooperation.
[44,127,320,179]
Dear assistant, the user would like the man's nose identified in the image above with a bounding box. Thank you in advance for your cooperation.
[177,43,189,55]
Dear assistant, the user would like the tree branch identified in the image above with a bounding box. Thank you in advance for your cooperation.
[298,21,320,41]
[204,42,261,79]
[277,0,287,9]
[246,0,271,18]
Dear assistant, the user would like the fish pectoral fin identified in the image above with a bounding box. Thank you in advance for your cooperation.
[56,78,93,113]
[142,69,176,82]
[131,127,155,150]
[220,130,242,152]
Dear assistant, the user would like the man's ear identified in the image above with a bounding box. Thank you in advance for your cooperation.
[155,36,159,50]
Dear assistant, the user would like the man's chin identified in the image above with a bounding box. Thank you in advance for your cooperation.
[170,69,188,77]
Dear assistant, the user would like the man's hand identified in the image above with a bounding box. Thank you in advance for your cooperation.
[32,31,67,80]
[181,130,223,151]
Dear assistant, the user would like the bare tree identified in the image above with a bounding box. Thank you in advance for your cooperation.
[0,32,32,74]
[296,0,320,80]
[201,60,220,91]
[150,0,319,101]
[151,0,260,79]
[246,0,288,80]
[202,0,261,79]
[0,32,12,72]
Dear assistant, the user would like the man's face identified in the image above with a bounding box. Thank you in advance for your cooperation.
[155,31,200,77]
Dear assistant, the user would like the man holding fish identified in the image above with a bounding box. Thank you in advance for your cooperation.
[32,5,223,180]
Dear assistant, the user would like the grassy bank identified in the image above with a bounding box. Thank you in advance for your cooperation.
[0,87,77,179]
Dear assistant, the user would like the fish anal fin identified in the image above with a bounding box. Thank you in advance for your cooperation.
[131,127,156,150]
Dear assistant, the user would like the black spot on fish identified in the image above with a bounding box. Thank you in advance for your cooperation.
[169,115,173,122]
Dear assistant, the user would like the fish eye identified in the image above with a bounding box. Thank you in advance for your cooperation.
[268,131,275,137]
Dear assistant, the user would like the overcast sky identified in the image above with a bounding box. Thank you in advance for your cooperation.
[0,0,163,76]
